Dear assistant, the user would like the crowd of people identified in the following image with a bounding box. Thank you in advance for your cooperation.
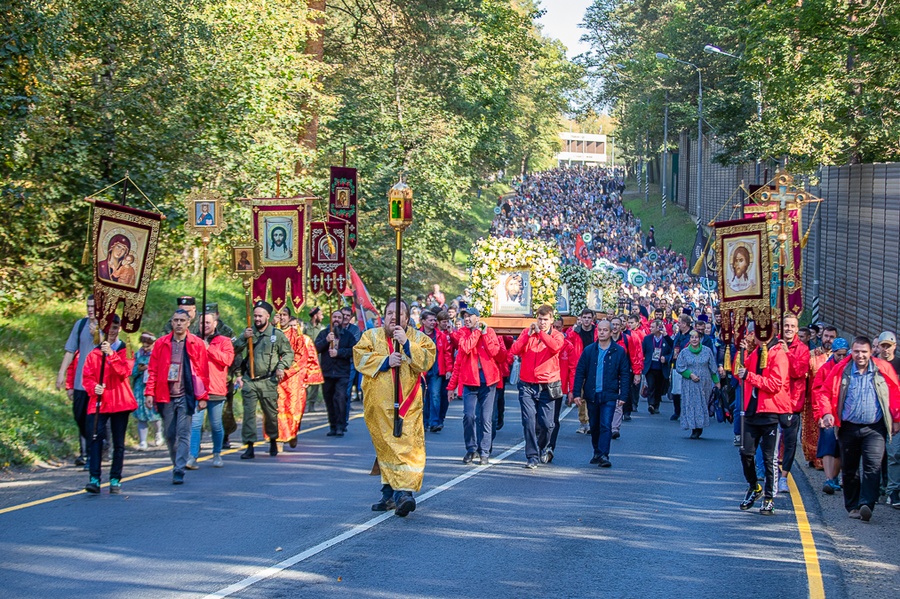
[53,166,900,522]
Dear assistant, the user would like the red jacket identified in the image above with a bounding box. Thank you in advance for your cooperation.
[65,351,78,390]
[741,342,791,414]
[559,338,577,394]
[509,328,564,384]
[145,333,210,403]
[82,345,138,414]
[784,336,811,412]
[205,334,235,397]
[435,329,454,376]
[811,356,843,422]
[494,338,512,390]
[452,326,501,386]
[816,356,900,428]
[565,325,598,364]
[613,332,643,376]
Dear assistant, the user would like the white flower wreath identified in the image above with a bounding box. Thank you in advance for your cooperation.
[469,237,561,315]
[559,264,590,316]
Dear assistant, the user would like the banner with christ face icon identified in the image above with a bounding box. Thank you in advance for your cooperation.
[92,200,162,333]
[249,198,307,311]
[309,222,348,296]
[329,166,358,249]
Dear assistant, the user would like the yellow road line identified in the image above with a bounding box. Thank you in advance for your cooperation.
[787,475,826,599]
[0,413,364,516]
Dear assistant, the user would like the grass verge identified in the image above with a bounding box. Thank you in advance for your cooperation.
[621,180,697,259]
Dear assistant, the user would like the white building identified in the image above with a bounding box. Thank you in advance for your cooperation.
[556,132,608,167]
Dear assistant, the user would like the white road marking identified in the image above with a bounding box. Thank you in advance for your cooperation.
[203,406,573,599]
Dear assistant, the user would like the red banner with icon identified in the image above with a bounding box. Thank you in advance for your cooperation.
[309,221,348,296]
[250,199,307,311]
[329,166,358,249]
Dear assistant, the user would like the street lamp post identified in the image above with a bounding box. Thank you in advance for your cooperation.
[656,52,702,220]
[661,91,669,217]
[703,44,763,184]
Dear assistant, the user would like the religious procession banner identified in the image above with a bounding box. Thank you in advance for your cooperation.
[309,221,348,296]
[715,215,773,348]
[91,200,162,332]
[249,198,308,311]
[329,166,358,249]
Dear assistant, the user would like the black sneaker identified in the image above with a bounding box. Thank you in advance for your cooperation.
[670,413,679,421]
[759,499,775,515]
[540,450,551,464]
[544,448,554,463]
[860,504,872,522]
[372,497,396,512]
[172,471,184,485]
[269,440,278,457]
[109,479,121,495]
[75,455,86,467]
[623,414,632,422]
[740,484,763,510]
[889,490,900,508]
[326,429,338,437]
[597,456,612,468]
[589,454,601,465]
[84,477,101,494]
[394,493,417,517]
[241,444,255,459]
[612,431,620,440]
[463,452,476,464]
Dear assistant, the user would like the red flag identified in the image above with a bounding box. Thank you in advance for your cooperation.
[575,236,593,269]
[346,264,380,329]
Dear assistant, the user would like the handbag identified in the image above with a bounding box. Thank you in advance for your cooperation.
[546,380,563,400]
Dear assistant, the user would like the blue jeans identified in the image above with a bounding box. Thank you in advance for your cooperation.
[518,382,555,460]
[190,399,225,457]
[587,399,617,458]
[463,383,496,456]
[160,396,191,474]
[425,373,444,428]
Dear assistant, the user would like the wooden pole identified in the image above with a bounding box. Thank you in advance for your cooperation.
[244,279,255,378]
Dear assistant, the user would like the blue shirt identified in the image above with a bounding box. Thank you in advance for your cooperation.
[842,362,882,424]
[594,344,610,394]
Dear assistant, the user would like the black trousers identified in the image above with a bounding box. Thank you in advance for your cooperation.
[86,411,129,481]
[72,389,89,441]
[623,379,640,414]
[741,420,779,499]
[645,369,666,409]
[838,421,887,512]
[779,412,801,473]
[323,376,349,432]
[548,397,563,450]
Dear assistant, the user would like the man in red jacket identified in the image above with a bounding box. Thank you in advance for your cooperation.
[509,304,564,469]
[145,309,210,485]
[566,309,598,435]
[736,324,791,515]
[777,314,811,494]
[817,336,900,521]
[82,315,136,495]
[450,307,501,464]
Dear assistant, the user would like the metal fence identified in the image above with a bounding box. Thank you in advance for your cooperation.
[669,133,900,337]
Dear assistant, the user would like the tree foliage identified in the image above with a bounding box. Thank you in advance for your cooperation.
[579,0,900,171]
[1,0,581,313]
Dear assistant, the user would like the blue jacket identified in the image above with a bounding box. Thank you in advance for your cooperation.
[573,341,631,404]
[642,334,674,378]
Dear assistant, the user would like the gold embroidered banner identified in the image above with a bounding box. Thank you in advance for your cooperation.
[249,198,308,311]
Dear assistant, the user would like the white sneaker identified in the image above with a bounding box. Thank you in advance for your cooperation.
[733,435,741,446]
[576,423,589,434]
[212,454,224,468]
[155,435,164,447]
[778,476,790,494]
[185,457,199,470]
[138,442,148,451]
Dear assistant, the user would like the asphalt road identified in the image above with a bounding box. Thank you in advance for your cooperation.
[0,392,856,598]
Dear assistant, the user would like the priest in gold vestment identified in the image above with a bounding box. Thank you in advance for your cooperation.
[353,298,435,517]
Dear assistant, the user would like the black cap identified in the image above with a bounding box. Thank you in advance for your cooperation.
[254,300,273,315]
[177,296,196,306]
[309,306,321,317]
[205,303,218,314]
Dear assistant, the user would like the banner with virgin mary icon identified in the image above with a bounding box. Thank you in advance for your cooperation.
[92,200,162,332]
[309,222,347,296]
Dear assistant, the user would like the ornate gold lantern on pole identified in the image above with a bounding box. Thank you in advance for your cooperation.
[388,178,413,437]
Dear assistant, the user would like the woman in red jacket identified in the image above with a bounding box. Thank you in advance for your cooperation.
[82,315,137,495]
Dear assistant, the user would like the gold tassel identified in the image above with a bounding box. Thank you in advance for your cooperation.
[724,345,732,373]
[691,254,704,276]
[760,343,768,369]
[82,203,93,265]
[800,230,809,249]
